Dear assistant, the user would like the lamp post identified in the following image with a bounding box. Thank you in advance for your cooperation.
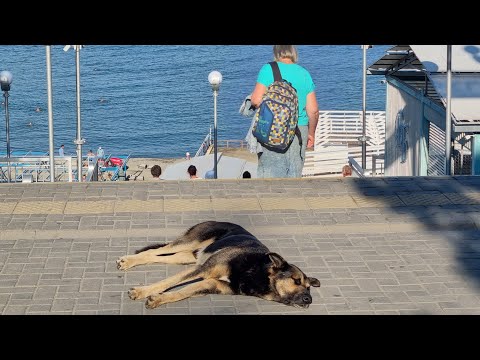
[208,70,222,179]
[0,70,13,183]
[64,45,85,182]
[46,46,55,182]
[360,45,372,171]
[445,45,452,175]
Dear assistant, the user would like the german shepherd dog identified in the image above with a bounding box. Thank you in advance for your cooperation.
[117,221,320,309]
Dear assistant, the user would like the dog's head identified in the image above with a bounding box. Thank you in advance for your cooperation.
[267,253,321,308]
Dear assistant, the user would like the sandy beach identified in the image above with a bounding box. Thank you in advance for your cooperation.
[125,157,184,181]
[125,148,258,181]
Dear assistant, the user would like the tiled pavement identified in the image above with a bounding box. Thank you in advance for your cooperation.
[1,176,480,315]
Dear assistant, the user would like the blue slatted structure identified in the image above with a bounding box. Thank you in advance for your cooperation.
[99,154,131,181]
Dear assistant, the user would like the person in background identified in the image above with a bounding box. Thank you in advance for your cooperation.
[96,146,105,160]
[96,146,105,167]
[342,164,352,177]
[250,45,319,178]
[187,165,202,179]
[186,152,191,160]
[242,171,252,178]
[84,149,96,168]
[151,165,162,180]
[58,144,65,157]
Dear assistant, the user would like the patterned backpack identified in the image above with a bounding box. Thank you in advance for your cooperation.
[252,62,300,151]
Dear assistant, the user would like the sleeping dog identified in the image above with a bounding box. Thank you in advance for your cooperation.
[117,221,320,309]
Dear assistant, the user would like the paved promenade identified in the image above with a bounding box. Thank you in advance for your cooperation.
[1,176,480,315]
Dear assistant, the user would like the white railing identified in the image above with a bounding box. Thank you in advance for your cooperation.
[0,156,73,183]
[302,110,386,177]
[316,110,385,147]
[302,145,349,176]
[195,130,213,157]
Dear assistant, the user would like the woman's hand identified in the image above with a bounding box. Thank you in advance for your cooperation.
[250,83,267,108]
[307,134,315,150]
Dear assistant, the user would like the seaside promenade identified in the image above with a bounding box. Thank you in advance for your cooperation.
[1,176,480,315]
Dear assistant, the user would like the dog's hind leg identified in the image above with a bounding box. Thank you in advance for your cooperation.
[128,266,204,300]
[117,222,239,270]
[141,240,213,255]
[145,278,233,309]
[117,226,219,270]
[117,250,196,271]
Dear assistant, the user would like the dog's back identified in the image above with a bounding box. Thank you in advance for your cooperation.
[193,222,268,265]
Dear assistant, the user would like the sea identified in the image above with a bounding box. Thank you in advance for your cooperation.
[0,45,389,158]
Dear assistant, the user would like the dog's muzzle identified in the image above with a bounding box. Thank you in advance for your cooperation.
[291,292,312,308]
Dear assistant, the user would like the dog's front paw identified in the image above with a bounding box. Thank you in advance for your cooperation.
[128,287,147,300]
[145,294,163,309]
[116,256,133,271]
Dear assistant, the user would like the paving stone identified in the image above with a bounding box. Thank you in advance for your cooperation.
[1,178,480,314]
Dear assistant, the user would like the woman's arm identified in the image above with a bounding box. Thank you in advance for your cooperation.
[250,82,267,108]
[306,91,319,148]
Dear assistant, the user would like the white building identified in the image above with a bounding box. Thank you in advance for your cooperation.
[369,45,480,176]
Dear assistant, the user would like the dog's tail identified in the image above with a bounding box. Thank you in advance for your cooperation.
[135,243,166,254]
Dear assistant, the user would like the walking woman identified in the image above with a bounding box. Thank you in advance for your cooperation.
[250,45,319,178]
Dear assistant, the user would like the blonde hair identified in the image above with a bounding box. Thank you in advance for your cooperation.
[273,45,298,63]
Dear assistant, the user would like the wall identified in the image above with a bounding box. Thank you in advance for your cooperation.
[384,81,424,176]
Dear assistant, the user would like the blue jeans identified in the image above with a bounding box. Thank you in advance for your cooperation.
[257,125,308,178]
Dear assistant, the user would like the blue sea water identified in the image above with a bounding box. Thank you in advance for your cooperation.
[0,45,389,158]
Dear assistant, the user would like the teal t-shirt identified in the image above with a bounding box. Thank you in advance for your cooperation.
[256,62,315,126]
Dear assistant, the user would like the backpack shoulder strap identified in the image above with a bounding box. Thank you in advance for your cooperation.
[269,61,282,82]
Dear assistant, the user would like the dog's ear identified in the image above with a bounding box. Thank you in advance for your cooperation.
[308,277,321,287]
[268,253,287,269]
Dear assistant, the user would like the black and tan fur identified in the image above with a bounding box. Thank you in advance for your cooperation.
[117,221,320,309]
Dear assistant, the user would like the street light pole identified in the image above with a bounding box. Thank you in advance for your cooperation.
[0,70,13,183]
[46,46,55,182]
[74,46,84,182]
[4,90,11,183]
[208,71,223,179]
[64,45,85,182]
[361,45,367,170]
[213,89,218,178]
[445,45,452,175]
[360,45,371,171]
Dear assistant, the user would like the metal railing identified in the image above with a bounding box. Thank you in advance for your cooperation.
[85,157,100,182]
[195,131,213,157]
[217,140,247,149]
[316,110,386,148]
[303,110,386,177]
[0,156,73,183]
